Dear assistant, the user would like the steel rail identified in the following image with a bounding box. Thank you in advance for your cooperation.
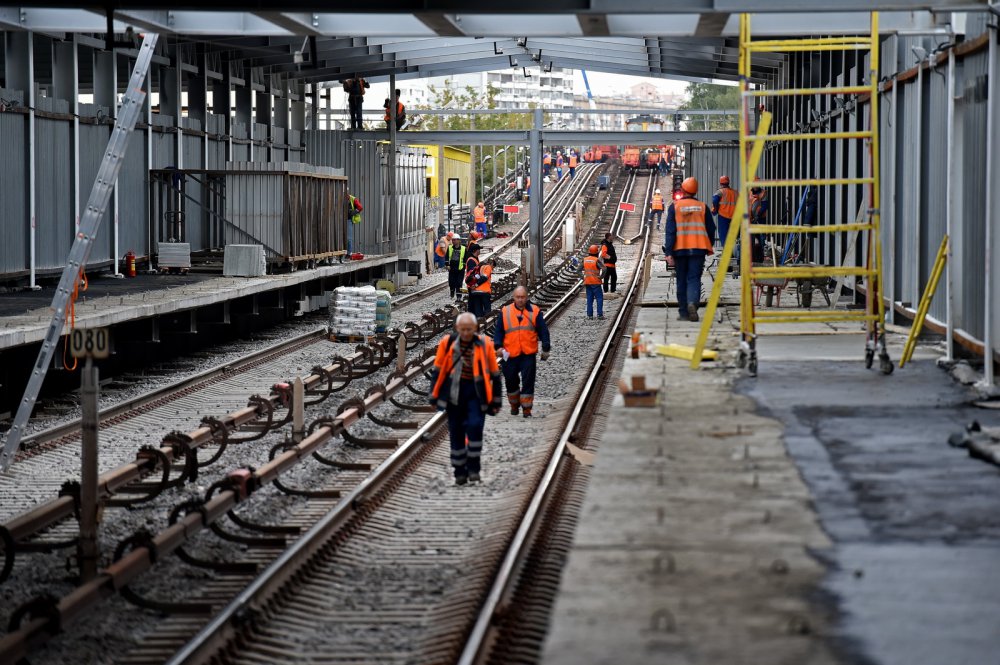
[458,226,651,665]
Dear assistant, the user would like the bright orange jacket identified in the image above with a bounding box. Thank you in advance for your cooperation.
[500,303,541,356]
[474,205,486,224]
[384,101,404,122]
[583,256,602,285]
[475,264,492,293]
[430,333,500,409]
[569,155,578,167]
[651,194,665,211]
[673,198,713,252]
[714,186,737,219]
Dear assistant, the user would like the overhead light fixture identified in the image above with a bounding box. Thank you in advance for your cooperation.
[516,37,527,47]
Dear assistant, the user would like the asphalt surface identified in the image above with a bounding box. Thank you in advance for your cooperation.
[741,358,1000,665]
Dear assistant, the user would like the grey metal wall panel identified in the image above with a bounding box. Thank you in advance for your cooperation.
[152,129,176,168]
[34,117,72,270]
[304,129,342,167]
[118,131,149,258]
[899,75,920,304]
[923,65,949,322]
[687,143,739,202]
[340,138,385,255]
[232,142,250,161]
[958,50,988,338]
[0,110,28,275]
[183,134,205,249]
[79,122,113,264]
[207,138,226,169]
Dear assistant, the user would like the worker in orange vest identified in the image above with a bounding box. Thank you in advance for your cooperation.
[581,244,605,319]
[434,232,450,269]
[464,243,493,319]
[543,152,552,177]
[341,76,369,130]
[493,285,551,418]
[429,312,503,485]
[473,201,488,237]
[712,175,738,250]
[663,177,715,322]
[649,188,665,230]
[600,232,617,293]
[568,151,578,179]
[382,89,405,130]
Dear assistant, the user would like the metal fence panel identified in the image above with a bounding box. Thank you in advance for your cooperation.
[958,50,988,338]
[79,120,113,264]
[686,142,739,203]
[118,129,149,258]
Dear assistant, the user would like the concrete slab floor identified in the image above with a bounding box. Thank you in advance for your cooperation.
[544,265,1000,665]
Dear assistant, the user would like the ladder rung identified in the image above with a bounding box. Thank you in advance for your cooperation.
[746,43,873,53]
[747,131,873,142]
[745,86,872,97]
[745,37,874,49]
[751,266,871,279]
[747,178,874,188]
[753,313,881,324]
[749,223,873,234]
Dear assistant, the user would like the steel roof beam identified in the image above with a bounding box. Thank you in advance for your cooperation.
[577,13,610,36]
[415,12,465,36]
[337,128,737,145]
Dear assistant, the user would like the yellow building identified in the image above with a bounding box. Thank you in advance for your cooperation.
[414,145,471,202]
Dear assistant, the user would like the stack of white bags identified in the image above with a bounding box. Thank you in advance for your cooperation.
[329,285,378,337]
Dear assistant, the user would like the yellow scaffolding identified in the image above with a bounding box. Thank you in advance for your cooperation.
[692,12,891,375]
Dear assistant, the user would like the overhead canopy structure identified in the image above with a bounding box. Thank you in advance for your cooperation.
[0,2,983,84]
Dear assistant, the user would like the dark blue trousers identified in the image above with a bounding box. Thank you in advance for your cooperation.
[446,380,485,478]
[502,353,537,413]
[674,254,706,312]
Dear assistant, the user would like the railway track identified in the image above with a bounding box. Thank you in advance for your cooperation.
[143,169,652,665]
[5,162,616,664]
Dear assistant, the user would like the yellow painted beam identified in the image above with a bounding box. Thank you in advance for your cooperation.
[749,223,873,234]
[745,86,871,97]
[752,266,871,279]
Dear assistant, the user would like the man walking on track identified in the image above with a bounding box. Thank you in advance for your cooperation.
[600,232,617,294]
[494,286,551,418]
[446,235,467,301]
[429,312,503,485]
[582,244,605,320]
[649,188,665,230]
[464,244,493,318]
[663,177,715,323]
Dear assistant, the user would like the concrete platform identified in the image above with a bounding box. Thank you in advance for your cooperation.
[0,255,396,351]
[543,259,1000,664]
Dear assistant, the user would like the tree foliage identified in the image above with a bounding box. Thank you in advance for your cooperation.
[679,83,740,130]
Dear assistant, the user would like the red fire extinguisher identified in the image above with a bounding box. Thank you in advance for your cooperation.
[124,250,136,278]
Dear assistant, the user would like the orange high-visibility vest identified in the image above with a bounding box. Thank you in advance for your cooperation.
[435,239,447,257]
[600,245,615,268]
[475,264,492,293]
[651,194,664,211]
[501,303,541,357]
[583,256,602,285]
[569,155,578,167]
[430,334,498,407]
[474,205,486,224]
[384,101,404,122]
[715,186,737,219]
[673,197,713,252]
[543,155,552,166]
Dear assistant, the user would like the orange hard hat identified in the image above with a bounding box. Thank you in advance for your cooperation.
[588,244,599,255]
[681,177,698,195]
[719,175,730,186]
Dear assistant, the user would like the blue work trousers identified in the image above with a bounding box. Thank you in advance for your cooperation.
[475,222,489,237]
[586,284,604,317]
[468,292,491,319]
[674,254,706,312]
[446,380,485,478]
[649,209,663,228]
[717,216,732,248]
[347,222,355,254]
[502,353,537,412]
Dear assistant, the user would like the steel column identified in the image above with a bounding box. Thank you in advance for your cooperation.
[945,47,956,361]
[984,22,996,386]
[529,107,543,278]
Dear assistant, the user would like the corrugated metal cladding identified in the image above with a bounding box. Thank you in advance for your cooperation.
[79,119,113,264]
[686,143,739,200]
[304,133,427,261]
[0,108,28,275]
[766,19,999,364]
[34,116,72,270]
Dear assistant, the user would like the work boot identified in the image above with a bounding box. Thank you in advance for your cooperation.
[598,314,605,320]
[510,406,519,416]
[455,475,468,486]
[687,303,699,322]
[469,472,481,483]
[677,309,689,321]
[522,409,532,418]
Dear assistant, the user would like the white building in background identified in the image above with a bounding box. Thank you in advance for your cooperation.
[395,68,575,113]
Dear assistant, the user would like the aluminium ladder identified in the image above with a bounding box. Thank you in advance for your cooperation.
[0,34,159,472]
[736,12,890,376]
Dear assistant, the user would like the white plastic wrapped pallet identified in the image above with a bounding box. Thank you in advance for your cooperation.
[329,285,378,337]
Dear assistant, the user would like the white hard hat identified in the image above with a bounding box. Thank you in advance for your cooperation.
[655,188,661,194]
